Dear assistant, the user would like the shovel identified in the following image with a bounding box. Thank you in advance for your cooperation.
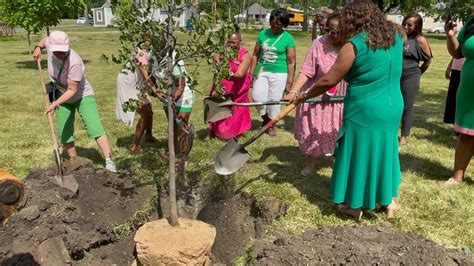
[214,103,297,175]
[204,96,344,123]
[36,60,78,194]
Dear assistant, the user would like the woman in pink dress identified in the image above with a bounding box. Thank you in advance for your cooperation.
[209,27,252,140]
[284,12,346,176]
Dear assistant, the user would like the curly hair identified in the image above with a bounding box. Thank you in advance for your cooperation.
[339,0,400,50]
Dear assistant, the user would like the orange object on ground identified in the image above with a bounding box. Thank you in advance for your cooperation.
[0,168,24,226]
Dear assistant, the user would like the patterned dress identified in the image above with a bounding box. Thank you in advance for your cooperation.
[294,35,347,157]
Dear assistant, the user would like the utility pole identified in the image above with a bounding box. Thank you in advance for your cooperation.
[302,0,308,32]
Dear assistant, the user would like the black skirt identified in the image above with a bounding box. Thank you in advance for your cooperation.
[443,70,461,124]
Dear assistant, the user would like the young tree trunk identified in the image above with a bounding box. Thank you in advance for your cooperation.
[27,31,32,56]
[244,0,248,30]
[84,6,89,20]
[46,27,50,36]
[166,2,179,227]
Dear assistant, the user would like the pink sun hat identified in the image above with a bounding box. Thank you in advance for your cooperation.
[49,31,70,52]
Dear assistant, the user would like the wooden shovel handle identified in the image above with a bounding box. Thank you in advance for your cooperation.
[36,60,60,151]
[267,103,297,128]
[240,103,297,149]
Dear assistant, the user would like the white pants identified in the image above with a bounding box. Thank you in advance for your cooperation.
[252,72,288,119]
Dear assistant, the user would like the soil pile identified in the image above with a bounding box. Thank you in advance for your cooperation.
[250,225,474,265]
[0,157,155,265]
[3,158,472,265]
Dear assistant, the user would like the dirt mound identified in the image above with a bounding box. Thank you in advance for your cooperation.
[250,225,474,265]
[0,157,155,265]
[3,159,471,265]
[198,192,288,264]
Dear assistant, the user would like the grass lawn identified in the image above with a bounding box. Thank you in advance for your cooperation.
[0,20,472,253]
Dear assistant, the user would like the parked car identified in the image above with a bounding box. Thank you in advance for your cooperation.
[76,16,93,25]
[427,26,445,34]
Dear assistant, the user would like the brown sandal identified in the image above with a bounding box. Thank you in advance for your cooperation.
[337,204,363,221]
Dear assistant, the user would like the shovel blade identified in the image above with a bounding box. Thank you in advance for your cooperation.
[204,96,233,123]
[214,138,251,175]
[50,148,78,193]
[51,174,79,194]
[53,148,62,173]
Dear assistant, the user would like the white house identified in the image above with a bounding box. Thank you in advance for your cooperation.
[92,1,114,27]
[246,3,268,23]
[138,3,199,28]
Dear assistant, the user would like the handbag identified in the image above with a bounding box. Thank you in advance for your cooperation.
[46,82,64,103]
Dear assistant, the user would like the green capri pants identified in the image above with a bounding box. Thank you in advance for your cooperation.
[55,95,106,144]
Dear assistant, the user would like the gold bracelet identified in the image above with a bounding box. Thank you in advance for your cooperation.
[288,91,299,96]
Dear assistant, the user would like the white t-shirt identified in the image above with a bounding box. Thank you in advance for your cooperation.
[45,38,94,103]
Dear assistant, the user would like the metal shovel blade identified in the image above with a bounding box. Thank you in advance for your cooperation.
[50,174,78,194]
[51,149,79,194]
[213,103,298,175]
[204,96,233,123]
[214,138,251,175]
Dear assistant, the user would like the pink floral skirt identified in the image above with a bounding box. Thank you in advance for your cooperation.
[294,102,344,158]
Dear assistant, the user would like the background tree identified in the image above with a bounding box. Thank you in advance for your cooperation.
[91,0,107,8]
[0,0,84,52]
[429,0,473,23]
[194,0,471,25]
[362,0,470,21]
[110,0,236,226]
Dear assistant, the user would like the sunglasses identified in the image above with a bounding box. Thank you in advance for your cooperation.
[328,29,339,35]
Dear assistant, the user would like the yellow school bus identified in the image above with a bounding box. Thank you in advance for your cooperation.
[286,7,304,25]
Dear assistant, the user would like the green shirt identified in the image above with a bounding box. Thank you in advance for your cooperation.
[256,29,295,73]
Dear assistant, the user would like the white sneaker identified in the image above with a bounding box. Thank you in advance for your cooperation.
[105,158,117,173]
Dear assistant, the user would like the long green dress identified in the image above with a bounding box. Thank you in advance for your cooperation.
[455,17,474,135]
[330,32,404,209]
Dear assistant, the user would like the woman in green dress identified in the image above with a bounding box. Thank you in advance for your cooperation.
[444,4,474,186]
[294,0,404,220]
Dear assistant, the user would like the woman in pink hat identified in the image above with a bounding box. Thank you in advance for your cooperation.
[33,31,116,172]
